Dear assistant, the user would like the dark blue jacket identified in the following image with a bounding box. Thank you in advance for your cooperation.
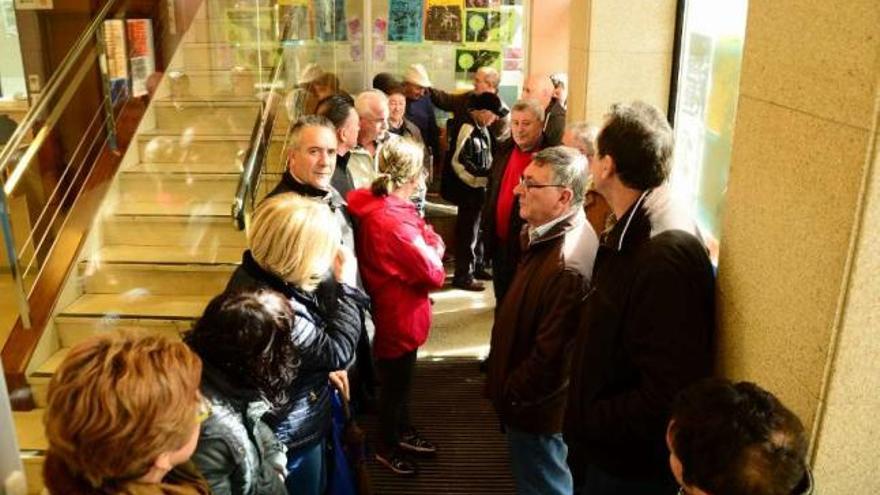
[404,94,440,167]
[226,252,368,450]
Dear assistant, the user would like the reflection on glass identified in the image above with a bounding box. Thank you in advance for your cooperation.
[670,0,749,264]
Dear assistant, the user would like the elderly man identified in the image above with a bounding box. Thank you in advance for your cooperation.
[486,146,598,495]
[563,122,612,236]
[348,90,395,190]
[402,64,441,169]
[430,66,511,141]
[482,99,546,305]
[522,73,566,146]
[564,101,715,494]
[315,94,360,198]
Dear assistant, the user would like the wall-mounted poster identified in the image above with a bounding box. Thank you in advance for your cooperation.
[279,1,311,41]
[455,48,499,77]
[315,0,347,41]
[126,19,155,98]
[388,0,423,42]
[465,0,499,6]
[425,0,462,42]
[464,10,500,42]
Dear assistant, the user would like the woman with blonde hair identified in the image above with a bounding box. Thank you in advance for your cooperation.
[347,138,446,476]
[42,332,209,494]
[225,193,368,495]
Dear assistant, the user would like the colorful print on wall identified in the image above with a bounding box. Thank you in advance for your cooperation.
[388,0,424,42]
[465,0,499,6]
[315,0,347,41]
[455,48,500,77]
[425,2,463,42]
[464,10,500,42]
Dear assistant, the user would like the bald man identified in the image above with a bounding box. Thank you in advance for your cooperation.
[522,73,567,146]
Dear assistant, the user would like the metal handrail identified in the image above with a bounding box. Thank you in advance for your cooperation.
[0,0,122,329]
[232,11,293,231]
[0,0,120,182]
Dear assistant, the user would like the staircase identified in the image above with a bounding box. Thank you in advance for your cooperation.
[10,3,488,494]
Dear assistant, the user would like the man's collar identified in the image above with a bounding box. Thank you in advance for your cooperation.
[522,208,584,249]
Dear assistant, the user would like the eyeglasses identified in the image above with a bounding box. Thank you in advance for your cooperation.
[196,395,212,424]
[518,174,567,191]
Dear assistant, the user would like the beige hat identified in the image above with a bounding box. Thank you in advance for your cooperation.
[298,63,324,85]
[403,64,432,88]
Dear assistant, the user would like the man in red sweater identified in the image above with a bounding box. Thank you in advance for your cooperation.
[482,99,546,305]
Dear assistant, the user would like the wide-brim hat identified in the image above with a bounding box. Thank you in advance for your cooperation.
[403,64,432,88]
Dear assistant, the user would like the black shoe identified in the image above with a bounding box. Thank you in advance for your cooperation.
[452,279,485,292]
[473,268,492,280]
[399,429,437,455]
[375,449,418,475]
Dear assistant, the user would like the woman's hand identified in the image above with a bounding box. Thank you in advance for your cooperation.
[329,370,350,402]
[334,245,358,286]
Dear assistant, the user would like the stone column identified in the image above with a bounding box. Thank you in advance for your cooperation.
[566,0,677,123]
[716,2,880,491]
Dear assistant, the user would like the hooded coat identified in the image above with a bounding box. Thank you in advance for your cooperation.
[346,189,446,359]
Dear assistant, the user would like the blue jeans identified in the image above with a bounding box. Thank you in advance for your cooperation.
[506,427,573,495]
[575,462,676,495]
[285,438,327,495]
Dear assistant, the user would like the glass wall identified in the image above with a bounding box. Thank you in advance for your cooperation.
[0,0,26,101]
[669,0,748,263]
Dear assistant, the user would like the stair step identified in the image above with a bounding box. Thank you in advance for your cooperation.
[124,161,243,174]
[113,200,231,217]
[22,452,44,495]
[137,131,286,170]
[55,316,188,348]
[152,99,288,134]
[102,215,246,248]
[174,41,277,71]
[92,244,243,264]
[13,409,47,451]
[153,68,274,99]
[59,294,212,320]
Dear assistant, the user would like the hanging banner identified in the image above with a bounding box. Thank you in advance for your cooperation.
[127,19,156,98]
[102,19,129,102]
[388,0,423,42]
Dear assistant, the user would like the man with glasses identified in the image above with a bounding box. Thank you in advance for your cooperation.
[486,146,598,495]
[482,99,546,305]
[563,101,715,494]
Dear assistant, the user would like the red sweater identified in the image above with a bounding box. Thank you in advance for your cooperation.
[495,146,536,241]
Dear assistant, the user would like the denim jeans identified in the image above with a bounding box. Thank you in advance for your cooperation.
[506,427,573,495]
[285,438,327,495]
[574,462,676,495]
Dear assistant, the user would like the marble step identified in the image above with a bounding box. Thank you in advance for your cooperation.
[174,41,278,71]
[151,99,289,135]
[137,131,286,169]
[58,293,213,321]
[79,245,239,295]
[117,171,240,203]
[101,214,247,248]
[152,68,275,99]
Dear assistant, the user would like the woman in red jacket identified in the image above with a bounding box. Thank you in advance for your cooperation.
[347,138,446,476]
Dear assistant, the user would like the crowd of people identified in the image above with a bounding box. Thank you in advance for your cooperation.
[39,65,812,495]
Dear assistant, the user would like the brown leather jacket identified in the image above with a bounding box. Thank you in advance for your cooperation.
[486,209,598,434]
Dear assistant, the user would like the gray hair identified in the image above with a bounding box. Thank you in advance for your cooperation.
[354,89,388,118]
[532,146,588,207]
[566,122,599,156]
[288,115,335,150]
[476,66,500,89]
[511,99,545,122]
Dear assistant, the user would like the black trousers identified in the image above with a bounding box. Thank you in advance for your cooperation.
[376,349,418,451]
[453,203,483,284]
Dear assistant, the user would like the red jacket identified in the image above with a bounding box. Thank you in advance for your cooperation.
[347,189,446,359]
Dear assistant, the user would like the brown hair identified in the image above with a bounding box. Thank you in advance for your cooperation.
[370,138,424,196]
[43,332,202,488]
